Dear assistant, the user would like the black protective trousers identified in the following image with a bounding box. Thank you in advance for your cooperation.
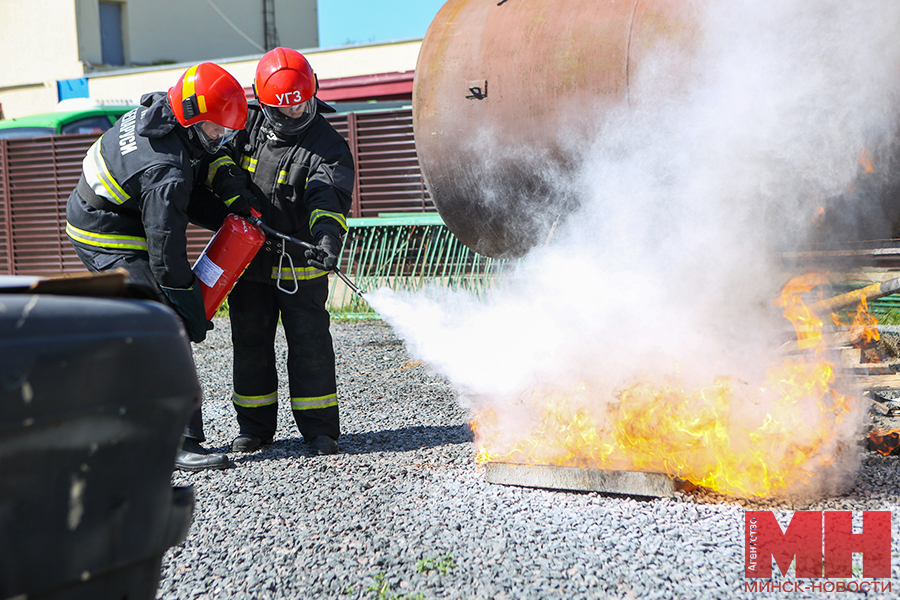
[229,276,340,443]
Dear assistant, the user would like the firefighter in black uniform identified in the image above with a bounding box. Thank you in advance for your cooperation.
[66,62,254,471]
[226,47,354,456]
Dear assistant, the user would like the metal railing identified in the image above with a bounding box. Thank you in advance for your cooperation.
[329,213,516,314]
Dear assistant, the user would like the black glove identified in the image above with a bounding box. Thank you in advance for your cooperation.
[160,281,214,343]
[305,234,341,271]
[209,159,255,218]
[224,191,254,218]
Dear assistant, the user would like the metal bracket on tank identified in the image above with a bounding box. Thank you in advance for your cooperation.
[466,80,488,100]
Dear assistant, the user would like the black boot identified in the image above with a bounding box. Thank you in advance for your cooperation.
[309,435,338,455]
[231,434,264,453]
[175,438,230,471]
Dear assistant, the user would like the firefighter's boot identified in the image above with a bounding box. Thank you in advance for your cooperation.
[176,407,230,471]
[175,438,230,471]
[231,434,264,453]
[309,435,338,455]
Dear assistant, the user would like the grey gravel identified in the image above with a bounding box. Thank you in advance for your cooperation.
[158,318,900,600]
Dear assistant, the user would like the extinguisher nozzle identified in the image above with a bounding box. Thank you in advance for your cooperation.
[334,268,365,300]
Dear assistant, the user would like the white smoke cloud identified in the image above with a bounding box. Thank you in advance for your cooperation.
[366,0,900,496]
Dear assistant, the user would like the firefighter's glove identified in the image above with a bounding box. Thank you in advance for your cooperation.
[305,234,341,271]
[211,160,256,218]
[161,281,214,343]
[224,190,254,218]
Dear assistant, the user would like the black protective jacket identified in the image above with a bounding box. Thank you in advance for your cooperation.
[66,91,242,289]
[230,102,354,286]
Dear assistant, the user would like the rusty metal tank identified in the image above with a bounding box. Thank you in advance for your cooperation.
[413,0,701,257]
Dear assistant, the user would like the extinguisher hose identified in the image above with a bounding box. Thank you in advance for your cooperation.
[247,215,366,300]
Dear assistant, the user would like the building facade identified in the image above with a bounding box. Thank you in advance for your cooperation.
[84,40,420,112]
[0,0,392,118]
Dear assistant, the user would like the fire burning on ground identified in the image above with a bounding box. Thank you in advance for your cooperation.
[363,0,900,503]
[471,273,878,498]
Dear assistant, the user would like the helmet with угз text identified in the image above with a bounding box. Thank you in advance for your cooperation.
[254,47,318,135]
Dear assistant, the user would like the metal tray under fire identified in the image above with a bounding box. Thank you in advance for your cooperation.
[484,462,696,499]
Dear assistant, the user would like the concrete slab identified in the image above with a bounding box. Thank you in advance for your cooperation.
[484,462,689,498]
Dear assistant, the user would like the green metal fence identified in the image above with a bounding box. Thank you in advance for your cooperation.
[327,213,516,314]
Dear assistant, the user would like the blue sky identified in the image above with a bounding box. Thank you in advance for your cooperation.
[317,0,447,49]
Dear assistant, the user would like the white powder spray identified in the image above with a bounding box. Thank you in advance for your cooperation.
[364,0,900,496]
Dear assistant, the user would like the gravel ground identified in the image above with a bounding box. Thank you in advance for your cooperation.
[157,317,900,600]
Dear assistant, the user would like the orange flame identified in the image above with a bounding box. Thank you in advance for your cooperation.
[832,295,880,346]
[867,429,900,456]
[471,273,860,497]
[858,148,875,174]
[776,272,826,350]
[813,206,825,227]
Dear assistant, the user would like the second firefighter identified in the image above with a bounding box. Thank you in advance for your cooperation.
[226,47,355,456]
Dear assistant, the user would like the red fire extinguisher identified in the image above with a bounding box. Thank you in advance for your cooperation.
[192,209,266,319]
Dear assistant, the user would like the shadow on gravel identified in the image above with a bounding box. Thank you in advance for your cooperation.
[226,424,475,464]
[339,424,475,455]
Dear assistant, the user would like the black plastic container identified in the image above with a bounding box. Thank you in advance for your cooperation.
[0,291,199,599]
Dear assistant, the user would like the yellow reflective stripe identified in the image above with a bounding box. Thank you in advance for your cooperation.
[291,394,337,411]
[66,222,148,251]
[232,391,278,408]
[240,155,257,172]
[182,65,207,115]
[206,156,236,188]
[276,170,288,185]
[83,139,129,204]
[309,209,347,232]
[223,195,239,207]
[183,65,197,98]
[270,266,328,281]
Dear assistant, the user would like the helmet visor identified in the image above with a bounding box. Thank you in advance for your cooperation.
[194,122,239,153]
[260,97,316,135]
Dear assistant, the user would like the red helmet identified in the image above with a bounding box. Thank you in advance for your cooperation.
[254,47,318,135]
[168,63,248,130]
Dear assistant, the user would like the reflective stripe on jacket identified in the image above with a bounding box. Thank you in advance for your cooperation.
[65,222,148,251]
[83,137,131,205]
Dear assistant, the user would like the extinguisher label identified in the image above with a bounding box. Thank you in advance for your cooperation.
[194,254,224,288]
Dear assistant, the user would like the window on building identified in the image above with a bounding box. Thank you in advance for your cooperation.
[99,1,125,65]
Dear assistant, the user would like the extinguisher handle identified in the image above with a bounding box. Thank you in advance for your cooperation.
[250,207,262,219]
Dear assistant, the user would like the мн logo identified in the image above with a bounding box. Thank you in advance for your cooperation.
[745,511,891,578]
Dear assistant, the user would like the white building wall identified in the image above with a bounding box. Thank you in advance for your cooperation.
[120,0,318,66]
[0,0,321,118]
[306,40,423,80]
[0,0,86,117]
[86,40,423,108]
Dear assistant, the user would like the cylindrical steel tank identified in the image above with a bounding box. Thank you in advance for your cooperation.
[413,0,700,257]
